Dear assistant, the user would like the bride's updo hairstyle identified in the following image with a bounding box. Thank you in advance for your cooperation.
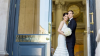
[63,13,68,20]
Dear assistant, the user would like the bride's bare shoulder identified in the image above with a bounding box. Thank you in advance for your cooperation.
[60,21,64,24]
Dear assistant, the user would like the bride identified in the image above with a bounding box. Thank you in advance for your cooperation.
[53,13,69,56]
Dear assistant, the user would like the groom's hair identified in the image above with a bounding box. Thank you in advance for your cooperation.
[68,10,74,14]
[63,13,68,17]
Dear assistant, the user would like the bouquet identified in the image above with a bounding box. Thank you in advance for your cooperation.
[63,28,72,36]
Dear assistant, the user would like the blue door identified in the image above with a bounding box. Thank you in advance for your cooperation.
[13,0,52,56]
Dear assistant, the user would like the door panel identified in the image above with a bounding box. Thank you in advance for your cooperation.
[18,43,46,56]
[89,0,97,56]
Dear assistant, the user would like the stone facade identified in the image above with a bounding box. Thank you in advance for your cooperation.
[0,0,10,56]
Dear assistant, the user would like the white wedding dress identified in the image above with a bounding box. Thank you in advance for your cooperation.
[53,22,69,56]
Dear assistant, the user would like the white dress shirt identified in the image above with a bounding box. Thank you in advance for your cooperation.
[69,17,73,23]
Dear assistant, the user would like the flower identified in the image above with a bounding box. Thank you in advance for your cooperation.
[64,28,72,36]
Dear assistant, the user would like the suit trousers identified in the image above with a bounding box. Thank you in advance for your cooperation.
[66,42,75,56]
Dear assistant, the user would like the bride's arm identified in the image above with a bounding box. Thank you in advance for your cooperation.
[96,29,100,42]
[58,21,65,36]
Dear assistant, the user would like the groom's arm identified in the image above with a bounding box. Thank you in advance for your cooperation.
[68,20,77,32]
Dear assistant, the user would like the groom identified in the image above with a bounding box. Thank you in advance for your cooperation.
[66,10,77,56]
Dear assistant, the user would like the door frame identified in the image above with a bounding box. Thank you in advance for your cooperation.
[6,0,16,56]
[13,0,52,56]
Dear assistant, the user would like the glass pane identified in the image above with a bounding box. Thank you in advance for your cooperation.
[18,0,51,34]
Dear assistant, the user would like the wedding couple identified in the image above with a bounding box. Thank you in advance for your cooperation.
[53,10,77,56]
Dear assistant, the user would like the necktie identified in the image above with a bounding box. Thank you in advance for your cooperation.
[68,20,70,24]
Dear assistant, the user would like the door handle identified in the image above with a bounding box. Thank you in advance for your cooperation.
[89,12,94,25]
[84,30,94,33]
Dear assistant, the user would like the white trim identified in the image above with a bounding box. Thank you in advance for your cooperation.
[86,0,91,56]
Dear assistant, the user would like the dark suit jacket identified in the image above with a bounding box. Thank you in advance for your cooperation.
[66,18,77,43]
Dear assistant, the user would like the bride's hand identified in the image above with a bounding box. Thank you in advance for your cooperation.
[59,32,65,36]
[62,32,66,36]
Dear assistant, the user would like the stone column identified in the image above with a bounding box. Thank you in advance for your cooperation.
[82,0,86,5]
[84,8,87,56]
[0,0,10,56]
[34,0,40,34]
[55,0,65,48]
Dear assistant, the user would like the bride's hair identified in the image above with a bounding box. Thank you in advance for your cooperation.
[63,13,68,17]
[63,13,68,20]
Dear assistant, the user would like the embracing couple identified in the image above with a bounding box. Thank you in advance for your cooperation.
[53,10,77,56]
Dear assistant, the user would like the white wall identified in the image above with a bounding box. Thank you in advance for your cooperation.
[0,0,10,55]
[96,0,100,31]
